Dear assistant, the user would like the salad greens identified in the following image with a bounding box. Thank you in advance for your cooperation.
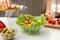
[16,14,46,34]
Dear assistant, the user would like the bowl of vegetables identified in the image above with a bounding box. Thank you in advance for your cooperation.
[16,14,46,34]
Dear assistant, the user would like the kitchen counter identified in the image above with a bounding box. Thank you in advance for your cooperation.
[0,17,60,40]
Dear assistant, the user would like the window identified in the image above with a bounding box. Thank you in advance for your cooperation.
[51,0,60,13]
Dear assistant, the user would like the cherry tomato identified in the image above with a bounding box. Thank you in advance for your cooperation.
[26,18,30,21]
[48,19,56,25]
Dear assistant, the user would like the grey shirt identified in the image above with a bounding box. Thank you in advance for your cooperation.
[12,0,45,16]
[0,0,45,17]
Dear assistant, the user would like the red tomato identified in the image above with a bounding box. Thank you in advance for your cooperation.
[57,20,60,24]
[57,18,60,21]
[26,18,31,24]
[26,18,30,21]
[48,19,56,25]
[25,20,31,24]
[25,18,29,24]
[0,21,6,30]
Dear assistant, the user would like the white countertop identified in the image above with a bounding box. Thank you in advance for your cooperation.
[0,17,60,40]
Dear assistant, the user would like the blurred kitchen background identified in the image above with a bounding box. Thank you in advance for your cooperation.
[0,0,60,17]
[51,0,60,18]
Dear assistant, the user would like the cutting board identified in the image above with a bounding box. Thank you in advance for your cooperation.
[44,23,60,29]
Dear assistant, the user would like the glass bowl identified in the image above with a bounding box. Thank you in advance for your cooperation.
[3,28,16,40]
[20,25,42,35]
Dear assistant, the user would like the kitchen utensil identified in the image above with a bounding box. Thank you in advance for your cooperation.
[44,23,60,29]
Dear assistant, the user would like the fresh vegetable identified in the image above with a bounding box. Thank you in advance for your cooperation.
[16,14,46,34]
[0,21,6,30]
[57,20,60,24]
[40,14,46,24]
[16,14,34,26]
[57,18,60,21]
[57,18,60,24]
[48,19,56,25]
[26,18,30,21]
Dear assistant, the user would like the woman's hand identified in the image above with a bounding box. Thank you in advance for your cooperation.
[45,11,55,19]
[0,0,12,9]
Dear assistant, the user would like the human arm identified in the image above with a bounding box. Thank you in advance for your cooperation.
[45,0,55,19]
[0,0,12,9]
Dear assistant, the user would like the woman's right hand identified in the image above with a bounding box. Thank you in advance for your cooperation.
[0,0,12,9]
[45,11,55,19]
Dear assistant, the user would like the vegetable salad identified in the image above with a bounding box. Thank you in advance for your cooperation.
[16,14,46,34]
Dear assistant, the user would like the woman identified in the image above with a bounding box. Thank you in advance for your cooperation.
[0,0,55,18]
